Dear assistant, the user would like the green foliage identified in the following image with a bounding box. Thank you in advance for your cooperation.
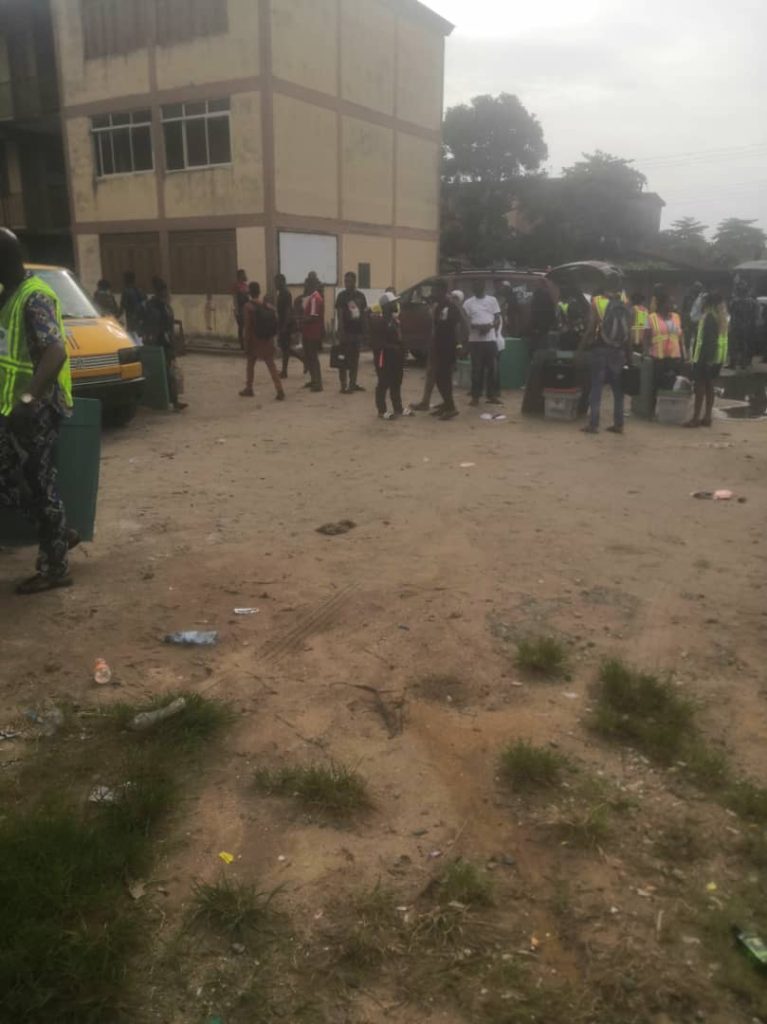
[591,659,695,764]
[437,859,494,908]
[515,635,568,677]
[499,741,567,791]
[190,876,281,941]
[712,217,767,266]
[110,692,233,752]
[254,762,371,817]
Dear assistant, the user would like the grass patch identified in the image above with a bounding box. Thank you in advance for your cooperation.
[111,692,233,751]
[591,658,695,764]
[655,819,708,862]
[551,801,611,849]
[725,780,767,824]
[190,876,282,942]
[683,742,732,792]
[254,762,371,817]
[516,635,568,677]
[0,695,229,1022]
[436,858,494,907]
[499,740,568,791]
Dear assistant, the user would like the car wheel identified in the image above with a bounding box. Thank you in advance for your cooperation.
[103,399,138,428]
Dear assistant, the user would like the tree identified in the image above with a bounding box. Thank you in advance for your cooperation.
[440,94,548,266]
[658,217,712,265]
[711,218,767,266]
[562,150,646,194]
[442,93,548,184]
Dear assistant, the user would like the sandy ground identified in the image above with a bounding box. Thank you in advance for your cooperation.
[2,351,767,1021]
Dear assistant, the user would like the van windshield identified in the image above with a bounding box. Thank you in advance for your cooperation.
[34,269,100,319]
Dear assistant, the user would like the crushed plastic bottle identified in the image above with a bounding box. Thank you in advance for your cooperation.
[164,631,219,646]
[129,697,187,732]
[93,658,112,685]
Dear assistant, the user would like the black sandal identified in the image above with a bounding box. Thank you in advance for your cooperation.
[16,573,73,596]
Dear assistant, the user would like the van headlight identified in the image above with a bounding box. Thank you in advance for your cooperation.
[118,347,141,365]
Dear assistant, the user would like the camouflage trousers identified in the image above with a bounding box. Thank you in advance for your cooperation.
[0,405,69,578]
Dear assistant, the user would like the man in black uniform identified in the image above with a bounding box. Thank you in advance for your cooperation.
[335,271,368,394]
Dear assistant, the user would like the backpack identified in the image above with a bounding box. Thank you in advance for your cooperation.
[254,302,279,338]
[600,298,631,348]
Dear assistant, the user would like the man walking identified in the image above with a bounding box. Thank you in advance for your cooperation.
[430,279,462,420]
[582,274,632,435]
[240,282,285,401]
[335,271,368,394]
[0,228,76,594]
[463,280,502,406]
[300,272,324,392]
[118,270,146,340]
[231,268,249,350]
[274,273,299,379]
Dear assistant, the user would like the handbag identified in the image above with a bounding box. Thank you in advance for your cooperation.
[329,344,347,370]
[621,364,640,397]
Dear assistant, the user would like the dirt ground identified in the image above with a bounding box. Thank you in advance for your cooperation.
[2,351,767,1023]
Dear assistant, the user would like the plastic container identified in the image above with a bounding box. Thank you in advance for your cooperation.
[455,359,471,391]
[0,397,102,546]
[656,390,691,425]
[139,345,171,410]
[544,388,582,421]
[631,356,656,420]
[499,337,529,390]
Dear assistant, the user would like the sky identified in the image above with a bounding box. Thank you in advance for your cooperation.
[426,0,767,236]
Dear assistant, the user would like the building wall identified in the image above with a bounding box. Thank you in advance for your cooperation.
[342,233,394,289]
[274,94,338,218]
[164,91,264,218]
[75,233,101,291]
[270,0,337,96]
[56,0,446,336]
[66,117,159,223]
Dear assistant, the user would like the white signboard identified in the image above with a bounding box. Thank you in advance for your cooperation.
[279,232,338,287]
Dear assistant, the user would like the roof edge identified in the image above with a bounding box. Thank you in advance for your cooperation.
[381,0,455,35]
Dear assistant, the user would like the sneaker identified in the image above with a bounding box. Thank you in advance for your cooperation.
[401,408,414,417]
[430,404,447,416]
[239,388,254,397]
[351,384,366,392]
[340,386,349,394]
[439,409,459,421]
[606,425,623,435]
[379,411,395,421]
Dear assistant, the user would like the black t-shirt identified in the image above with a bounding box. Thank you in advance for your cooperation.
[433,300,461,347]
[276,288,294,333]
[336,289,368,336]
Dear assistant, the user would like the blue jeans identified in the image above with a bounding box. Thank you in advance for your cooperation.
[590,346,625,429]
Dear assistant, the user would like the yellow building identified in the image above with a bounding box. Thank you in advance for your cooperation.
[51,0,452,334]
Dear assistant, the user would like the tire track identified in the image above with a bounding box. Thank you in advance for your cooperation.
[262,584,356,661]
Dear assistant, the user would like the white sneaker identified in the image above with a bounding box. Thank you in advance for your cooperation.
[380,411,395,421]
[401,408,414,417]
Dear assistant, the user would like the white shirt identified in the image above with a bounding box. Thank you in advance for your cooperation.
[463,295,501,343]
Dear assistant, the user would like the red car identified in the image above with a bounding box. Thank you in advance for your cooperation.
[397,269,559,360]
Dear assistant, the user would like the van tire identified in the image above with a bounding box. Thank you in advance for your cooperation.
[103,399,138,428]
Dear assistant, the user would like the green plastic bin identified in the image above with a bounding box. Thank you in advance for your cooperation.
[0,398,102,547]
[140,345,171,410]
[499,337,529,390]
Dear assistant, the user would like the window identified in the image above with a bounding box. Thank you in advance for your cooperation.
[357,262,371,289]
[169,229,236,294]
[156,0,228,47]
[92,110,153,177]
[162,99,231,171]
[81,0,149,60]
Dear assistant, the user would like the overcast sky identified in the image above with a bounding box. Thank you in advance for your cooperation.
[427,0,766,235]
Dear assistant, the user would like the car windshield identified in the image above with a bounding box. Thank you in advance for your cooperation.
[34,269,100,319]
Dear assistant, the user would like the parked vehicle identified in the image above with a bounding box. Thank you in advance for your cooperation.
[397,269,559,360]
[30,264,144,426]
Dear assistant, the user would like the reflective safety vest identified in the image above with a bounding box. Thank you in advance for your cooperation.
[593,295,610,321]
[693,312,728,366]
[0,274,73,415]
[632,305,649,331]
[648,312,683,360]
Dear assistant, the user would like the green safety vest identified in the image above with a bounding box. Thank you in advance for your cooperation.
[0,274,73,415]
[693,312,728,366]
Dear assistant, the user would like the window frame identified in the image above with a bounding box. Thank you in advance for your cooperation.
[161,98,232,173]
[91,109,154,179]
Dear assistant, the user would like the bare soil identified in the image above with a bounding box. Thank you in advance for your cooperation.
[2,352,767,1023]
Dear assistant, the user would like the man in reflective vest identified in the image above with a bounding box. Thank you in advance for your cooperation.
[0,229,76,594]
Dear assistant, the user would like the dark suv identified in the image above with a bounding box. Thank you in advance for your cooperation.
[398,269,558,360]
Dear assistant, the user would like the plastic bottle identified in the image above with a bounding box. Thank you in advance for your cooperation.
[93,658,112,685]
